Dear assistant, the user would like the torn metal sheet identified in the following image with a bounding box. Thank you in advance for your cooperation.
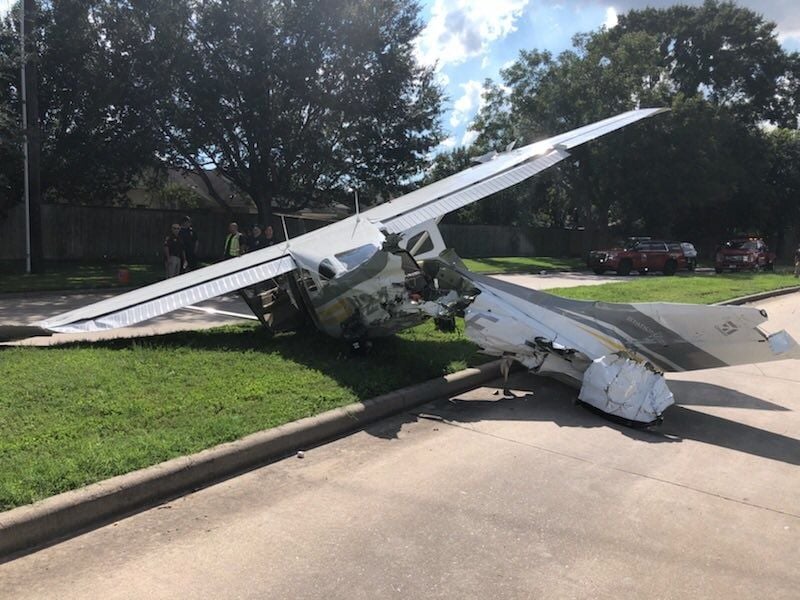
[578,355,674,424]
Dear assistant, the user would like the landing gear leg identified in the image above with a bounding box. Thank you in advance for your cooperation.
[500,355,515,397]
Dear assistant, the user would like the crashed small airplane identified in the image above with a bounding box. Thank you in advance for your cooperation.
[2,108,797,426]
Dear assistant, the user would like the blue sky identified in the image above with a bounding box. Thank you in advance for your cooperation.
[414,1,800,151]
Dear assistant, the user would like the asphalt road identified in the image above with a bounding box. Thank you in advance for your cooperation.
[1,288,799,598]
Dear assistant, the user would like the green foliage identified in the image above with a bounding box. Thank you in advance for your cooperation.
[152,0,443,224]
[454,0,799,248]
[0,1,443,225]
[0,1,180,212]
[612,0,799,127]
[0,9,22,218]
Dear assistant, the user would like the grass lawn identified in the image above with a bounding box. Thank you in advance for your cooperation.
[548,272,800,304]
[463,256,584,273]
[2,270,798,510]
[0,321,484,510]
[0,262,163,293]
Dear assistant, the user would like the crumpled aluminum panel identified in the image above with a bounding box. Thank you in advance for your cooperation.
[40,255,297,334]
[578,354,674,423]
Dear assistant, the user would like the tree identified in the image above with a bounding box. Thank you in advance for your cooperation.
[0,1,190,213]
[0,10,22,220]
[470,30,670,246]
[612,0,799,127]
[466,1,799,249]
[154,0,443,226]
[761,128,800,254]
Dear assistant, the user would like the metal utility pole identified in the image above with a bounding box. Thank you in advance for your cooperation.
[20,0,42,274]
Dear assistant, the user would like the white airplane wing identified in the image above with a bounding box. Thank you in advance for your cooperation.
[31,247,296,336]
[1,108,667,341]
[365,108,668,233]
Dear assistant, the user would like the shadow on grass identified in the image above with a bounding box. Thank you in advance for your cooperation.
[39,322,485,402]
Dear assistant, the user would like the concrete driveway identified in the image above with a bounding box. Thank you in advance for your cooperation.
[1,293,798,599]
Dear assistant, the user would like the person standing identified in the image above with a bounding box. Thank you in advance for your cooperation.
[248,224,269,252]
[223,222,243,259]
[163,224,186,278]
[264,224,275,246]
[178,216,200,272]
[794,245,800,278]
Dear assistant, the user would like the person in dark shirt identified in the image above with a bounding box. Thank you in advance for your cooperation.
[178,216,200,272]
[794,245,800,278]
[248,224,269,252]
[264,224,275,246]
[163,224,186,278]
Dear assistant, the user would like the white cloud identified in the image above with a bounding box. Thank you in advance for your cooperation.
[480,56,491,69]
[438,136,458,150]
[461,129,480,146]
[449,79,487,128]
[603,6,618,29]
[0,0,15,15]
[415,0,531,69]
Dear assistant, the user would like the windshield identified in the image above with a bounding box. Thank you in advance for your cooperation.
[727,240,757,250]
[335,244,378,271]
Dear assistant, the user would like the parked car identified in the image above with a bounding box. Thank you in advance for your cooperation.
[588,238,687,276]
[668,241,698,271]
[714,237,775,273]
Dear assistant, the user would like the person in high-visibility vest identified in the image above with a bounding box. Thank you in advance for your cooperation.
[223,222,243,259]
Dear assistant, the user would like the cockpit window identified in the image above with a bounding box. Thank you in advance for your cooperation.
[405,232,435,256]
[335,244,378,271]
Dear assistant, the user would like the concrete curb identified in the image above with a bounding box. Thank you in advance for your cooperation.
[0,359,502,560]
[715,285,800,306]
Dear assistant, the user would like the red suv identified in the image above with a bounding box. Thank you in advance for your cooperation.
[715,237,775,273]
[588,238,686,276]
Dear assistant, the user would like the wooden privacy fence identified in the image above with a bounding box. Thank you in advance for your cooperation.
[1,204,595,262]
[438,224,596,258]
[0,204,317,263]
